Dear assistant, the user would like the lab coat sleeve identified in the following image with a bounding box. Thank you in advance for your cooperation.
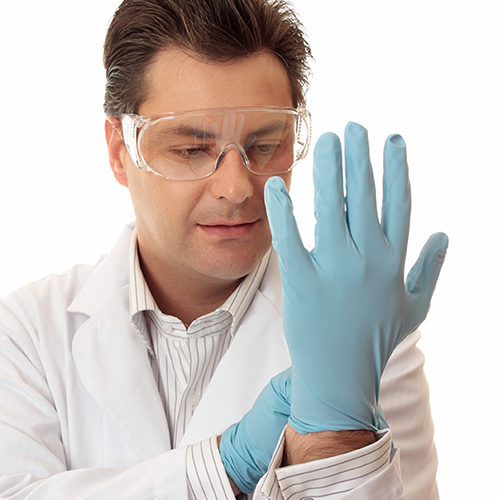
[0,301,191,499]
[378,330,439,499]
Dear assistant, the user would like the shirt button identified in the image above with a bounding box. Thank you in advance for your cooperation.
[189,393,201,407]
[163,324,174,334]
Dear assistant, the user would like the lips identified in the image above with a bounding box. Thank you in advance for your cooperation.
[198,219,258,238]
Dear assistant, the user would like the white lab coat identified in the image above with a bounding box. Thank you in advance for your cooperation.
[0,223,438,499]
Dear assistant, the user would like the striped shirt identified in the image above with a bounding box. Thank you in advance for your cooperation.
[129,229,270,448]
[128,230,395,499]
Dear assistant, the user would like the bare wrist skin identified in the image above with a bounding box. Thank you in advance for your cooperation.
[282,426,376,466]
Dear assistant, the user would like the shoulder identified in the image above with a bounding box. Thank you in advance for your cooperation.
[0,222,135,318]
[0,223,135,342]
[2,261,94,308]
[0,262,100,343]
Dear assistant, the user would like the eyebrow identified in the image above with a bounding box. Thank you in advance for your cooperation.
[156,124,217,139]
[151,119,289,140]
[248,121,287,137]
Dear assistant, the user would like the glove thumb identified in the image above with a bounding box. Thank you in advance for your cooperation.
[405,232,449,332]
[264,176,308,274]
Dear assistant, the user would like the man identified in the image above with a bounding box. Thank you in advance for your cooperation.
[0,0,447,498]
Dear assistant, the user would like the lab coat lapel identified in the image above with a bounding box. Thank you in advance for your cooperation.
[180,250,291,446]
[72,286,171,460]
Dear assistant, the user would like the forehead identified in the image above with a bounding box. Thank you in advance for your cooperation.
[139,49,293,116]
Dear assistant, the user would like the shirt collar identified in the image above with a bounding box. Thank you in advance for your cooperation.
[128,227,270,336]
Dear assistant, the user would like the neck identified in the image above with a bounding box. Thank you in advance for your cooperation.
[138,250,243,327]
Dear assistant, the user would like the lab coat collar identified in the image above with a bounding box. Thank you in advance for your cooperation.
[67,222,135,317]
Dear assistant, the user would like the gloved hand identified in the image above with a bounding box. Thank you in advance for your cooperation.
[219,368,291,493]
[264,122,448,434]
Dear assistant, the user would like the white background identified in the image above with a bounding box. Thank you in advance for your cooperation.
[0,1,496,497]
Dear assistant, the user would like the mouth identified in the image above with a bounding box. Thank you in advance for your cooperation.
[198,220,258,239]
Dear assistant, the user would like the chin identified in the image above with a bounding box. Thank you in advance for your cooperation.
[202,245,270,281]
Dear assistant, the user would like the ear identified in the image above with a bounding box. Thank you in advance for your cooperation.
[105,117,129,187]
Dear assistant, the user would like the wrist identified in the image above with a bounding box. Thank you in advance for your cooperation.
[289,374,378,433]
[282,426,376,466]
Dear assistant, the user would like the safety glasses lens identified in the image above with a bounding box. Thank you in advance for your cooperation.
[138,109,309,180]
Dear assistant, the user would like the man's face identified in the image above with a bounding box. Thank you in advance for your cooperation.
[109,49,293,286]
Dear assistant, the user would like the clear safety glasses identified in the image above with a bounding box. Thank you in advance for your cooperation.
[121,106,311,181]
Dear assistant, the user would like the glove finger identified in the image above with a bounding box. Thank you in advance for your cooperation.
[264,176,309,275]
[344,122,382,248]
[312,132,350,253]
[381,133,411,255]
[405,232,449,331]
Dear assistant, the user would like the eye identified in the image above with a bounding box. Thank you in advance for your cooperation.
[170,146,212,161]
[254,143,278,154]
[177,147,206,157]
[248,141,280,156]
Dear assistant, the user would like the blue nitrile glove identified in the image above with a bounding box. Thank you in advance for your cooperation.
[264,122,448,434]
[219,368,291,494]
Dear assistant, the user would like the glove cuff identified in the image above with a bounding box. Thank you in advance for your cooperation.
[289,375,379,434]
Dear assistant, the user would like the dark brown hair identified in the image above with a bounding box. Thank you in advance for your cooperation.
[103,0,312,116]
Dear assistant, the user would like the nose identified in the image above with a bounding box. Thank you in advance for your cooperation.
[209,145,254,204]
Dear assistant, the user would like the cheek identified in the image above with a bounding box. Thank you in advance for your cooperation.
[127,172,160,220]
[126,168,195,231]
[281,171,292,190]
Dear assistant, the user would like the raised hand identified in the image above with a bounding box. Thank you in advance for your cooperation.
[264,122,448,433]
